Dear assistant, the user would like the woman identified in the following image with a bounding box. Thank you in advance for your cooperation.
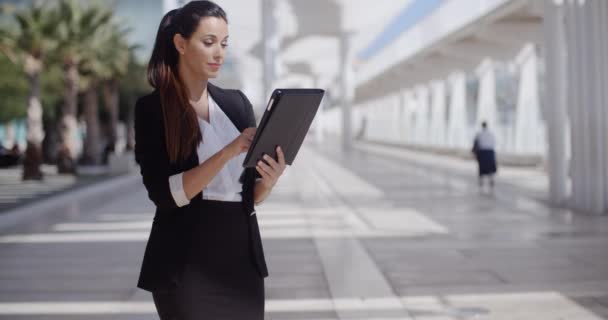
[134,1,286,319]
[472,121,497,191]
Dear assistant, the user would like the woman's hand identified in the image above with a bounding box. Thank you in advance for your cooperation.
[224,127,256,159]
[256,146,286,189]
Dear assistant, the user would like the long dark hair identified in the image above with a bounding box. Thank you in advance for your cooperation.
[147,1,228,163]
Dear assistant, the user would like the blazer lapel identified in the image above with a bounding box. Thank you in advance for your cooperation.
[207,83,246,132]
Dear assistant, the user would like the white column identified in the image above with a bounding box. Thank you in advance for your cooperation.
[447,72,468,149]
[366,101,377,141]
[543,0,570,205]
[564,0,577,209]
[379,99,387,141]
[476,59,497,132]
[562,0,608,214]
[326,107,342,136]
[374,101,381,141]
[570,0,585,210]
[314,101,325,145]
[397,91,406,142]
[340,32,355,150]
[429,81,447,147]
[376,100,382,140]
[377,98,386,141]
[414,85,430,145]
[389,94,401,142]
[578,1,594,211]
[401,90,415,144]
[600,0,608,211]
[589,0,606,214]
[262,0,278,101]
[514,44,542,155]
[352,103,362,138]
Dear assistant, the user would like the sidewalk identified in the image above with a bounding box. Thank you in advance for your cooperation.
[353,140,549,203]
[0,164,118,214]
[0,143,607,319]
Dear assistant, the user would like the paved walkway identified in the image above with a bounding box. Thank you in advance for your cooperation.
[1,141,608,319]
[0,165,77,212]
[0,165,113,213]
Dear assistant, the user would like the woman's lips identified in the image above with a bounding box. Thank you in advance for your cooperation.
[208,63,221,70]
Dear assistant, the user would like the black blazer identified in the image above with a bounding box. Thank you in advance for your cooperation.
[134,83,268,292]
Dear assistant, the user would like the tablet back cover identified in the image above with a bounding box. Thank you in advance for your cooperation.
[243,89,324,168]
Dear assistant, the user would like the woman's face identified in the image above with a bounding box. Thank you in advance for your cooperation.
[177,16,228,79]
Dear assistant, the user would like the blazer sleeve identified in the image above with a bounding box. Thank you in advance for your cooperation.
[237,90,262,180]
[237,90,256,128]
[134,96,180,211]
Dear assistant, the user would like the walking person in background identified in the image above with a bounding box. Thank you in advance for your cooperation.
[472,121,497,191]
[134,1,286,319]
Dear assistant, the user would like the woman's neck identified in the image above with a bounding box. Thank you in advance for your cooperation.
[178,62,208,103]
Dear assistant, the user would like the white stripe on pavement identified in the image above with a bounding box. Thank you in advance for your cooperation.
[0,292,600,318]
[0,231,150,243]
[0,228,446,243]
[97,213,154,221]
[53,221,151,231]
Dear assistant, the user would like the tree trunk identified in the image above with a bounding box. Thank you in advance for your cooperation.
[81,85,101,165]
[42,115,59,164]
[58,62,79,174]
[125,95,136,151]
[3,121,15,148]
[102,79,119,155]
[22,55,44,180]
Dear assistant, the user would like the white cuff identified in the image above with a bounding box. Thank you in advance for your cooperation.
[169,173,190,207]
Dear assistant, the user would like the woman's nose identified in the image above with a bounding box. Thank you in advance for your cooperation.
[214,45,224,60]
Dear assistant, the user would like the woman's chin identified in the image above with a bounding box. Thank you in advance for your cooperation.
[206,70,220,79]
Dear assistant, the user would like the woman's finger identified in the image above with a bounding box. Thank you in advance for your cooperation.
[257,160,275,177]
[276,146,286,168]
[263,154,280,171]
[256,165,270,180]
[241,139,251,151]
[243,127,256,137]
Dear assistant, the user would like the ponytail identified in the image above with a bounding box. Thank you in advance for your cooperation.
[147,2,227,163]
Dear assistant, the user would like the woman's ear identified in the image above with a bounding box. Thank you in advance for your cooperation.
[173,33,186,55]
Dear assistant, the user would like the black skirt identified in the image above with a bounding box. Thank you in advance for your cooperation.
[152,200,264,320]
[476,149,497,176]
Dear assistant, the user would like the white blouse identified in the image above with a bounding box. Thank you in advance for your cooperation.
[168,94,247,206]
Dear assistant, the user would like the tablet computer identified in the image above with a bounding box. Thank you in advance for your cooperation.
[243,88,325,168]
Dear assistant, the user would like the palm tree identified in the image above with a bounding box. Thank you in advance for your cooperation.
[79,73,103,165]
[99,24,132,161]
[0,2,56,180]
[77,20,132,165]
[120,52,149,152]
[52,0,112,172]
[78,25,112,164]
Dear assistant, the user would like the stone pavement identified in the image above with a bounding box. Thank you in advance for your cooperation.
[1,141,608,319]
[0,165,77,213]
[0,164,113,214]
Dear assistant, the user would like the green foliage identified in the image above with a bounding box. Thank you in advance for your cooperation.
[40,63,63,120]
[13,1,57,59]
[0,0,58,123]
[0,53,27,123]
[1,0,147,123]
[80,21,131,89]
[51,0,114,71]
[119,51,150,122]
[0,54,63,123]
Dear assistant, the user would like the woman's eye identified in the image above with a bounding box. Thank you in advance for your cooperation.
[204,41,213,46]
[221,42,228,48]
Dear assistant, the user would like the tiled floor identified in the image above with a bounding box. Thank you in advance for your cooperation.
[1,141,608,319]
[0,165,77,212]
